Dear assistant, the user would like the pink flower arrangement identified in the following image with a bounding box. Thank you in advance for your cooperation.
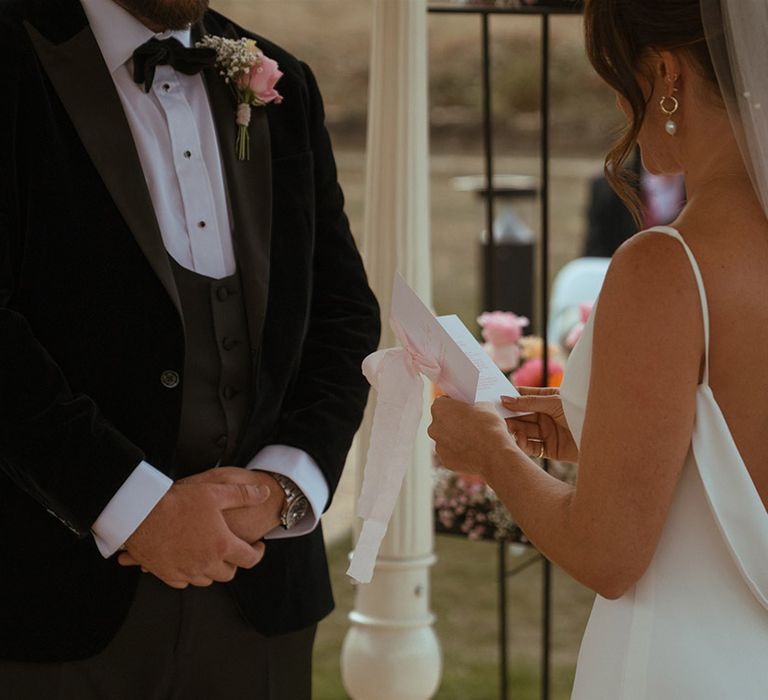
[478,311,529,345]
[433,468,526,542]
[476,310,564,383]
[511,357,564,388]
[477,311,529,373]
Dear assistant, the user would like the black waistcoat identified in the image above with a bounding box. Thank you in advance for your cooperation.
[170,259,252,477]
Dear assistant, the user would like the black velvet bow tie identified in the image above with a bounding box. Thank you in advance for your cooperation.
[132,37,217,93]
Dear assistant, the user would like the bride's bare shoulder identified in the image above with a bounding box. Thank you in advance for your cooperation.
[589,229,705,386]
[603,228,701,301]
[594,229,704,351]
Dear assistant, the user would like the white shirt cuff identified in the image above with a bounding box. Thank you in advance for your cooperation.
[246,445,329,539]
[91,461,173,558]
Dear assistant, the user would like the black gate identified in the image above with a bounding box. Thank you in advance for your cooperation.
[427,4,584,699]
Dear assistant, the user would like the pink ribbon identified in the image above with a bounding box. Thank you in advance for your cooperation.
[346,323,440,584]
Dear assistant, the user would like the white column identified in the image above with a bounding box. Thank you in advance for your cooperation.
[341,1,441,698]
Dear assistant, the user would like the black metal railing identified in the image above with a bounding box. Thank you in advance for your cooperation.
[427,3,584,699]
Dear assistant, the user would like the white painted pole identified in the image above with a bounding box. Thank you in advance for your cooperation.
[340,0,441,698]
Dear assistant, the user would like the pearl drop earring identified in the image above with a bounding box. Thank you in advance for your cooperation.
[660,95,679,136]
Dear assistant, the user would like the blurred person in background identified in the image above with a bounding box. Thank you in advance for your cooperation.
[584,147,686,257]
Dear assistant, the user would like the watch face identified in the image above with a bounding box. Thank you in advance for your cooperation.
[286,497,309,530]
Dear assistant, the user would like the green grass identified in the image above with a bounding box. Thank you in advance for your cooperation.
[313,535,594,699]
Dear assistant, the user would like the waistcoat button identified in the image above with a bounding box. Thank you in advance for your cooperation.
[216,286,230,302]
[216,434,228,449]
[160,370,180,389]
[222,385,238,400]
[222,337,238,351]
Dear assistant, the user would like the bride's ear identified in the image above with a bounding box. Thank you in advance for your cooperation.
[657,51,683,95]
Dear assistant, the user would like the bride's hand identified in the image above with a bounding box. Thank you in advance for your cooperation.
[429,397,518,477]
[502,387,579,463]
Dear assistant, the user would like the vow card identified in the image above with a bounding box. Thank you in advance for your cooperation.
[391,273,479,403]
[391,274,520,416]
[437,315,519,418]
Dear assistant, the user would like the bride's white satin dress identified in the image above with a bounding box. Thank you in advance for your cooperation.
[561,227,768,699]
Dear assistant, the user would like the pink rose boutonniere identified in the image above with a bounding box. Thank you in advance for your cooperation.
[196,36,284,161]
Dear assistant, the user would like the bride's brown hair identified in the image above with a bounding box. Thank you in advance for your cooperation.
[584,0,719,222]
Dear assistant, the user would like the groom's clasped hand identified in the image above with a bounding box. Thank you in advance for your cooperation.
[118,468,286,589]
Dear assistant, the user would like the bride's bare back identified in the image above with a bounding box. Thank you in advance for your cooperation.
[678,183,768,510]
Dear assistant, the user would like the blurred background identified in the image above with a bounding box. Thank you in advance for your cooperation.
[212,2,623,697]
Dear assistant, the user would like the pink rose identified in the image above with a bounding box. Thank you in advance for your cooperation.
[241,53,284,105]
[477,311,529,346]
[512,357,564,388]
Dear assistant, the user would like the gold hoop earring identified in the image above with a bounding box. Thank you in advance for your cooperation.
[660,95,679,136]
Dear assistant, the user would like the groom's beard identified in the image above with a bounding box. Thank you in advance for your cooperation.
[114,0,209,30]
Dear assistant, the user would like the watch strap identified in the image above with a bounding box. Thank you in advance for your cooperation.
[271,473,309,530]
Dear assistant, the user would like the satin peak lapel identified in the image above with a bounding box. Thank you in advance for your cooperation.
[197,22,273,355]
[24,21,184,322]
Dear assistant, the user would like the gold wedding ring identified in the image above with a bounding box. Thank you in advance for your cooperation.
[528,437,545,460]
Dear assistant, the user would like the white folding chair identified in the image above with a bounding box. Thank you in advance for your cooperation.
[548,257,610,347]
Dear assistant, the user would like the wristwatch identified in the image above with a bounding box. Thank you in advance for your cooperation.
[271,473,310,530]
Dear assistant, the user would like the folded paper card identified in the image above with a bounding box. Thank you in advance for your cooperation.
[436,314,520,418]
[347,274,521,584]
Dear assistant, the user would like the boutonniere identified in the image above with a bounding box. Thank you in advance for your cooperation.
[195,36,284,161]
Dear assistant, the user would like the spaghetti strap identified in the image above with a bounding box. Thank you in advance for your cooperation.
[647,226,711,385]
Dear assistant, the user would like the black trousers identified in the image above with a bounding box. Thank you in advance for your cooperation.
[0,575,315,700]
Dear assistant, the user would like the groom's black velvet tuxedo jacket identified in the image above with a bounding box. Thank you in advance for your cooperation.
[0,0,380,662]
